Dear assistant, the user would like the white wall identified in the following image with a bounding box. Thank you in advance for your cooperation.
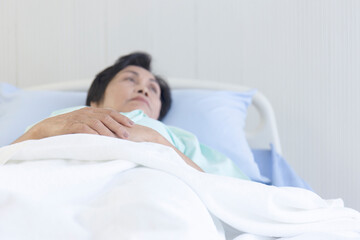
[1,0,359,211]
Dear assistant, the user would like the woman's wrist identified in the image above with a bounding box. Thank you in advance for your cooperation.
[153,133,172,147]
[152,132,203,172]
[12,124,43,144]
[27,124,44,139]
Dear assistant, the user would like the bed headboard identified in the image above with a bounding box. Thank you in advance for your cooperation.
[28,78,282,154]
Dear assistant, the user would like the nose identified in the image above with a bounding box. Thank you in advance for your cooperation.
[136,88,148,97]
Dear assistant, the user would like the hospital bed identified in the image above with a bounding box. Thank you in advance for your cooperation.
[0,79,359,239]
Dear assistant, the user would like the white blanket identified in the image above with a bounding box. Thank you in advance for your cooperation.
[0,134,359,240]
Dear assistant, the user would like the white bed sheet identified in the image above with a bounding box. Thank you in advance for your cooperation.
[0,134,359,239]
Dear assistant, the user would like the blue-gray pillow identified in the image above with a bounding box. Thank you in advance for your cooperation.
[0,83,86,146]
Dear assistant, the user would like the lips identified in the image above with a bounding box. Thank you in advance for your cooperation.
[131,96,150,107]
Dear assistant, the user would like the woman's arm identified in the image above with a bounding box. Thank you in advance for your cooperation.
[125,124,203,172]
[11,107,202,172]
[12,107,134,144]
[156,135,203,172]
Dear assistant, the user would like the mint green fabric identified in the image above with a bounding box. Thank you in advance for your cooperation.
[49,106,249,180]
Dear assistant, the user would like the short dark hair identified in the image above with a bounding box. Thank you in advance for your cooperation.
[86,52,171,120]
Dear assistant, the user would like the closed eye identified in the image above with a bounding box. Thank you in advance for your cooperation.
[125,77,136,82]
[149,83,160,94]
[150,86,157,93]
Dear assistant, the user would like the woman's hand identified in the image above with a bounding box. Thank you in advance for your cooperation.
[12,107,134,144]
[125,124,162,143]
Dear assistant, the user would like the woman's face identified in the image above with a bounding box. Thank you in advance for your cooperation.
[91,65,162,119]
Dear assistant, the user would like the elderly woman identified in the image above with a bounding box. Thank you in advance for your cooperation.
[13,52,247,178]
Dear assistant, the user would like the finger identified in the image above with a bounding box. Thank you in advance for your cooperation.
[87,119,117,138]
[109,110,135,127]
[95,108,135,127]
[96,113,130,139]
[72,123,99,135]
[69,107,124,138]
